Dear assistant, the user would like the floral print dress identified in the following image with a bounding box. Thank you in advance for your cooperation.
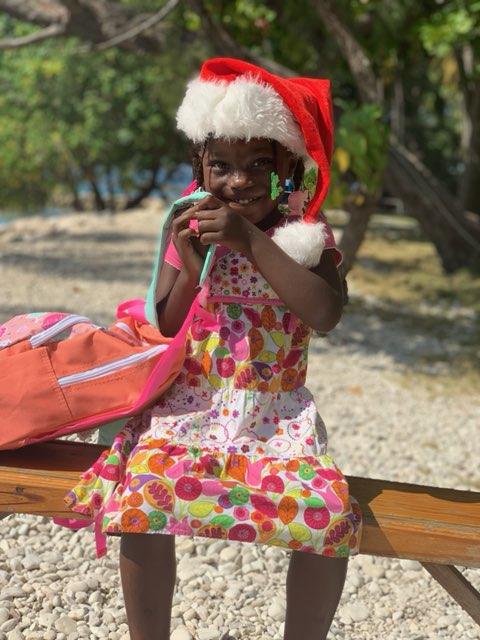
[65,222,362,558]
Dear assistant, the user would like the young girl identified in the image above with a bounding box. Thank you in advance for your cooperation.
[64,58,362,640]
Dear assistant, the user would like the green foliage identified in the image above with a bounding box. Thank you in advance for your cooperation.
[0,0,477,215]
[326,103,388,207]
[419,3,480,58]
[0,15,196,210]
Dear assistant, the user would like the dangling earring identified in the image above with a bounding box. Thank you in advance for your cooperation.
[270,172,284,200]
[278,177,293,206]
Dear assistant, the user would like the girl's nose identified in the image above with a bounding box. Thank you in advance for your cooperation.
[230,169,252,188]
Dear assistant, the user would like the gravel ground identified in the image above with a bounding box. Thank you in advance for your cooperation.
[0,205,479,640]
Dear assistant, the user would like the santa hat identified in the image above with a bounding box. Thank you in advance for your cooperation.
[176,57,334,266]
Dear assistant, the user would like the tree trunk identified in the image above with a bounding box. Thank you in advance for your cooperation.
[385,141,480,272]
[310,0,480,272]
[105,167,116,213]
[89,179,106,211]
[124,165,161,210]
[391,76,406,143]
[338,198,377,275]
[459,79,480,215]
[70,184,84,211]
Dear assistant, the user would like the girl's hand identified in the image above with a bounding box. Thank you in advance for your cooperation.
[194,199,254,256]
[171,201,211,279]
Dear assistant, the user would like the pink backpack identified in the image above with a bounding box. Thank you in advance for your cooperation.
[0,190,213,451]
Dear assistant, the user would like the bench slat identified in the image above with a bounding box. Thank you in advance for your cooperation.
[0,441,479,567]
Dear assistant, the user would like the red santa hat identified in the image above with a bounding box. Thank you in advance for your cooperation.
[176,58,335,267]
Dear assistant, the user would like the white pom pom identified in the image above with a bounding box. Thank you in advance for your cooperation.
[272,220,326,267]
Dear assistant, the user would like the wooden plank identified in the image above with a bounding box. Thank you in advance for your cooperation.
[349,475,480,567]
[0,441,479,566]
[422,563,480,625]
[0,440,101,520]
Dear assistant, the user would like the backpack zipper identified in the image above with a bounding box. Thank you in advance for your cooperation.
[57,343,168,388]
[30,315,92,348]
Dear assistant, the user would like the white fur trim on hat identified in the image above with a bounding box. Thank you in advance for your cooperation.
[176,75,307,158]
[271,220,326,268]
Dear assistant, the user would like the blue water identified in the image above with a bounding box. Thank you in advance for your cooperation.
[0,164,193,228]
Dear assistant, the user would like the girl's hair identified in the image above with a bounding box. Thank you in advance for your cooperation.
[190,138,305,190]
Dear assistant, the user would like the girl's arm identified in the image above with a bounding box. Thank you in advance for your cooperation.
[155,262,198,337]
[244,224,343,333]
[155,203,209,337]
[196,209,343,333]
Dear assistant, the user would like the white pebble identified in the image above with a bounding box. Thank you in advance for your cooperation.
[171,627,193,640]
[197,630,220,640]
[436,614,458,628]
[1,619,18,633]
[267,601,285,622]
[341,602,370,623]
[399,559,422,571]
[219,547,238,563]
[0,609,10,625]
[54,616,77,635]
[67,581,89,594]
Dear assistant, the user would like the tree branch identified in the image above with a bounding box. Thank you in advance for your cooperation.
[0,23,66,49]
[309,0,382,104]
[83,0,180,53]
[188,0,295,76]
[0,0,171,53]
[0,0,67,27]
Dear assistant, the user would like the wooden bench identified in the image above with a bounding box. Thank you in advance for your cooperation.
[1,440,479,625]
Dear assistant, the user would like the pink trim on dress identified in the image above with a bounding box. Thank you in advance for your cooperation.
[207,295,283,305]
[164,241,182,270]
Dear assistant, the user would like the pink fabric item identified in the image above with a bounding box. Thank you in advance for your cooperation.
[164,241,183,270]
[189,218,200,235]
[115,298,148,323]
[181,180,198,196]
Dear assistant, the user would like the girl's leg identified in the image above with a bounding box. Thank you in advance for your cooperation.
[283,550,348,640]
[120,532,177,640]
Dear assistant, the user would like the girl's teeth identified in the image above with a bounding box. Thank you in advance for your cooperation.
[236,198,255,204]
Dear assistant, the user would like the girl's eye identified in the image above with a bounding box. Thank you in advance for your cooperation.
[252,157,274,168]
[209,160,228,172]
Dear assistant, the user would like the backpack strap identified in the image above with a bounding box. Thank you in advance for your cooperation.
[144,189,212,329]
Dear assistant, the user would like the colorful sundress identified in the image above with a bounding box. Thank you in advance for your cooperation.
[65,218,362,558]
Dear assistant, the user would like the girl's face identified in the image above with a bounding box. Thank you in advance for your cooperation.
[201,138,295,225]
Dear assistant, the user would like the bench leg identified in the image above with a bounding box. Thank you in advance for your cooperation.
[421,563,480,626]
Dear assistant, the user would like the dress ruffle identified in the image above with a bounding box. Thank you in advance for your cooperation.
[65,423,362,558]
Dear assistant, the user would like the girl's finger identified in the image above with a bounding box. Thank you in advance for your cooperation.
[199,231,222,245]
[172,207,200,232]
[176,227,195,244]
[194,208,225,221]
[195,195,224,211]
[197,218,222,234]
